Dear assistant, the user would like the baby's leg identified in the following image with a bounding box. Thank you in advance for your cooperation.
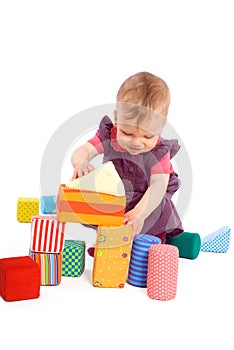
[155,232,166,244]
[87,247,95,257]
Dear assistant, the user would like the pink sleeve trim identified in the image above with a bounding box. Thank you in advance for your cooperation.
[87,130,104,154]
[150,152,174,174]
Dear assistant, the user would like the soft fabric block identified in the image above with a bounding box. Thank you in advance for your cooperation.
[40,195,57,214]
[127,234,161,287]
[92,225,132,288]
[147,244,179,301]
[29,250,62,286]
[166,231,201,259]
[62,240,85,277]
[17,197,39,223]
[200,226,231,253]
[56,185,126,226]
[30,215,65,253]
[0,256,40,302]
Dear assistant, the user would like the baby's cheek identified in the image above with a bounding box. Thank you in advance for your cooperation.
[146,138,158,150]
[117,138,127,149]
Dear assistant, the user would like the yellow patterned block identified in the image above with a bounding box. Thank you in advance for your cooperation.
[17,197,39,223]
[92,225,132,288]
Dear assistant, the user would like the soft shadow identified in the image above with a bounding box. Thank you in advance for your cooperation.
[83,268,92,284]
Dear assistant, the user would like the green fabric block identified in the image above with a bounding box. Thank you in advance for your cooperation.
[166,232,201,259]
[62,240,85,277]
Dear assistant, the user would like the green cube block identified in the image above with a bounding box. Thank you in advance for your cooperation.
[62,240,85,277]
[166,232,201,260]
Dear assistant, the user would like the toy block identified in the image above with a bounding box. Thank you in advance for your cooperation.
[0,256,40,302]
[200,226,231,253]
[56,161,126,226]
[127,234,161,288]
[166,231,201,259]
[17,197,39,223]
[62,240,85,277]
[147,244,179,301]
[40,195,57,214]
[56,185,126,226]
[29,250,62,286]
[92,225,132,288]
[30,215,65,253]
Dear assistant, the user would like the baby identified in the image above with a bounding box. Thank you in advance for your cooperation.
[71,72,183,244]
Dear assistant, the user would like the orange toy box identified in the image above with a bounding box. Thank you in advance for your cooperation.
[56,162,126,226]
[92,225,132,288]
[56,185,126,226]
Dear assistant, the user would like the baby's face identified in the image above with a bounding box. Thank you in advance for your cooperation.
[115,112,163,155]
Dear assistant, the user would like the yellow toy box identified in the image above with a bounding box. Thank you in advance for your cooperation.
[92,225,132,288]
[17,197,39,223]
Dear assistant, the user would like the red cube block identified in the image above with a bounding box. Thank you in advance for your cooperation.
[0,256,40,302]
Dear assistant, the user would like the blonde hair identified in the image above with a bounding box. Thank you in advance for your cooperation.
[116,72,170,120]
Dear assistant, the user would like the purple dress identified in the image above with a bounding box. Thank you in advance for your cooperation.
[93,116,183,238]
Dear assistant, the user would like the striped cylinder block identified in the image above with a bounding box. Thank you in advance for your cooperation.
[62,240,85,277]
[29,250,62,286]
[30,215,65,253]
[147,244,179,301]
[127,234,161,287]
[56,185,126,226]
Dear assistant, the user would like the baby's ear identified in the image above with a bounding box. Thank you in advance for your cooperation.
[113,109,117,126]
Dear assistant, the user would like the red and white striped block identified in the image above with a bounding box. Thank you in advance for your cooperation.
[30,215,65,253]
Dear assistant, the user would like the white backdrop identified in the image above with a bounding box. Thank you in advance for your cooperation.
[0,1,233,349]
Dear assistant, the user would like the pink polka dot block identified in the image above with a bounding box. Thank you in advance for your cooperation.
[147,244,179,301]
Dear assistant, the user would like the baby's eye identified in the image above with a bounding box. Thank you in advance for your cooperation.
[121,130,132,136]
[144,135,154,139]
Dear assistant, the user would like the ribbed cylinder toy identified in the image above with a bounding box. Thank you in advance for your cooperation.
[147,244,179,301]
[127,234,161,287]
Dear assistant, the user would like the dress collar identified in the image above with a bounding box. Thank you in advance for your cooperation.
[110,126,127,152]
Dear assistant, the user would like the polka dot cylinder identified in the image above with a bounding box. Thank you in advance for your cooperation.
[147,244,179,301]
[127,234,161,287]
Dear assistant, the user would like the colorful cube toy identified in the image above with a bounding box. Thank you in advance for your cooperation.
[0,256,40,301]
[93,225,132,288]
[30,215,65,253]
[17,197,39,223]
[62,240,85,277]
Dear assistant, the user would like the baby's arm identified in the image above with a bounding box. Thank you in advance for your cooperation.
[71,142,99,179]
[123,173,170,237]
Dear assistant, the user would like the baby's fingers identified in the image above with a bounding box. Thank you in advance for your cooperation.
[72,169,79,180]
[122,213,132,225]
[87,164,95,174]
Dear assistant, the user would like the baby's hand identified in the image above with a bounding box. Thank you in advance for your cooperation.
[72,162,95,179]
[123,208,145,239]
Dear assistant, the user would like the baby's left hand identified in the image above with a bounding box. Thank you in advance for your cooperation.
[123,208,145,239]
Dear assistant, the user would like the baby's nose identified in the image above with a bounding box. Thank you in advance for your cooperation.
[131,137,142,146]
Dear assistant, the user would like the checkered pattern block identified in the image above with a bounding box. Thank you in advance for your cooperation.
[62,240,85,277]
[17,197,39,223]
[201,226,231,253]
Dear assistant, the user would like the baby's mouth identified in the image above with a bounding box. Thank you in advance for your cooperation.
[129,145,143,151]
